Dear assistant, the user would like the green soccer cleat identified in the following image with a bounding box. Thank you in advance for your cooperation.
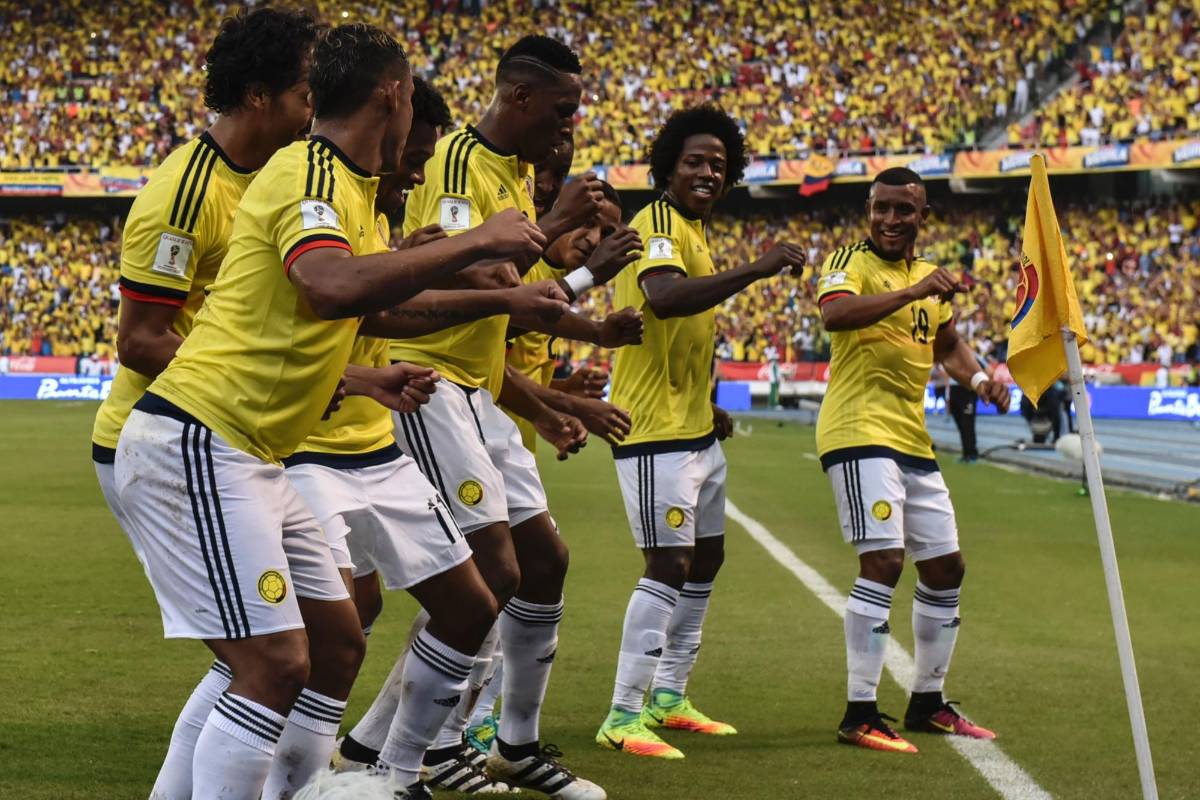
[467,714,499,755]
[595,707,684,759]
[642,689,737,735]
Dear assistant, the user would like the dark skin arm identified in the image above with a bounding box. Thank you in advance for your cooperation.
[115,298,184,376]
[496,367,588,460]
[502,365,632,444]
[507,306,643,348]
[289,208,544,320]
[360,281,568,339]
[933,318,1011,413]
[555,226,643,302]
[640,241,807,319]
[820,266,964,332]
[536,171,606,246]
[341,362,440,414]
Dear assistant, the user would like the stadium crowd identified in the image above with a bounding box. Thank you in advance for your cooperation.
[7,196,1196,369]
[0,0,1101,170]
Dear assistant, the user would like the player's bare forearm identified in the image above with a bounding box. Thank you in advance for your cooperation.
[361,289,511,338]
[497,366,561,423]
[508,309,601,344]
[933,320,974,384]
[341,364,382,400]
[820,289,916,332]
[115,298,185,377]
[640,267,761,319]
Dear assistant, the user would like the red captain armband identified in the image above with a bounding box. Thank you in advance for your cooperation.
[818,291,853,306]
[283,234,353,275]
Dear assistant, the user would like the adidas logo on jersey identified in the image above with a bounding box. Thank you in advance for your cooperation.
[433,694,461,707]
[497,184,509,201]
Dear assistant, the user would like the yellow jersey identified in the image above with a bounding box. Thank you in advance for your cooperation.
[286,212,397,465]
[144,136,379,464]
[814,239,953,470]
[504,257,567,449]
[390,125,536,396]
[92,132,256,453]
[610,196,716,457]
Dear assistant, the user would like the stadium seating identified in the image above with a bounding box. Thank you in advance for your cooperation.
[0,0,1100,169]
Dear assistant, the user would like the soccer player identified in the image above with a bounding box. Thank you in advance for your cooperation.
[815,167,1010,754]
[533,138,574,216]
[385,34,613,799]
[114,24,544,800]
[595,106,807,759]
[87,9,319,797]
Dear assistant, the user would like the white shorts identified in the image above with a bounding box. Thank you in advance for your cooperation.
[285,449,472,591]
[393,382,548,534]
[115,403,348,640]
[614,439,727,549]
[826,456,959,560]
[94,457,151,573]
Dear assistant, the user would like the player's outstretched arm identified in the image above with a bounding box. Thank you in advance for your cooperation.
[340,362,440,414]
[289,208,545,319]
[934,318,1011,413]
[501,365,631,445]
[821,266,961,332]
[556,226,643,302]
[361,281,569,339]
[641,241,807,319]
[551,366,608,398]
[497,366,589,460]
[508,306,643,348]
[115,299,185,377]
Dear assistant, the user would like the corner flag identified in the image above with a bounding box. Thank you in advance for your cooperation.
[1006,154,1087,406]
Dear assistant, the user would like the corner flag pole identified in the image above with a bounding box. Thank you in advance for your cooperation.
[1061,328,1158,800]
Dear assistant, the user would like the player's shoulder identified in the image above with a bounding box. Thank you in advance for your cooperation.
[127,135,216,234]
[630,197,677,236]
[822,239,871,272]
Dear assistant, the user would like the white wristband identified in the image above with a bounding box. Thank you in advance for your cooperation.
[562,267,595,298]
[970,371,989,391]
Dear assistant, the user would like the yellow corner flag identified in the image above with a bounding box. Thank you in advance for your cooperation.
[1007,153,1088,406]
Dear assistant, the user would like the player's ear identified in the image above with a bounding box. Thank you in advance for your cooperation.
[245,82,270,111]
[510,81,532,111]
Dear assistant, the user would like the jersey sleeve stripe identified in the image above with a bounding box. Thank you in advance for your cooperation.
[442,132,468,194]
[637,265,686,283]
[282,234,352,274]
[183,147,219,233]
[818,290,853,305]
[450,135,468,194]
[305,141,317,197]
[650,202,660,234]
[322,150,336,202]
[175,147,216,235]
[457,140,479,195]
[664,203,673,235]
[169,142,207,229]
[119,276,188,305]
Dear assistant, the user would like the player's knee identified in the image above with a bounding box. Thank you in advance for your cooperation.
[644,548,693,589]
[488,558,522,608]
[355,588,384,631]
[925,552,965,589]
[254,638,311,705]
[524,534,569,589]
[460,587,500,645]
[690,538,725,581]
[860,548,904,586]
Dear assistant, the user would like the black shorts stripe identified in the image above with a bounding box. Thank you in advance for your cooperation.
[182,422,233,639]
[169,142,208,228]
[397,413,432,480]
[176,146,216,235]
[433,504,459,544]
[646,455,658,548]
[203,428,250,637]
[851,460,867,542]
[464,392,486,445]
[184,146,219,233]
[637,455,650,548]
[413,409,450,503]
[191,425,242,638]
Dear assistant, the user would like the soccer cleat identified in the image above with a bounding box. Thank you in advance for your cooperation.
[331,735,376,772]
[642,688,737,735]
[596,707,685,759]
[905,701,996,740]
[423,747,516,794]
[467,714,499,755]
[487,740,607,799]
[394,782,434,800]
[837,712,919,754]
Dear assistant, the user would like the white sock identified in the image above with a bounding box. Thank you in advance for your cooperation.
[150,661,231,799]
[496,597,563,746]
[912,582,961,694]
[379,628,474,785]
[611,579,678,712]
[262,688,347,799]
[347,610,429,753]
[845,578,894,702]
[469,656,503,728]
[652,581,712,696]
[432,624,499,750]
[192,692,285,800]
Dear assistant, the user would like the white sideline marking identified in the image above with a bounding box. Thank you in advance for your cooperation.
[726,500,1053,800]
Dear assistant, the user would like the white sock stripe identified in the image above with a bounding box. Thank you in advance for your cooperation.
[850,585,893,605]
[211,660,233,679]
[292,691,346,724]
[505,597,565,614]
[502,599,564,624]
[634,581,679,606]
[220,694,285,733]
[678,588,711,599]
[851,580,895,602]
[853,577,895,595]
[914,588,960,607]
[215,695,284,743]
[412,632,474,680]
[295,689,347,714]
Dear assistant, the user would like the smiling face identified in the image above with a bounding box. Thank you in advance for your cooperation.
[866,181,929,260]
[545,198,621,268]
[667,133,726,217]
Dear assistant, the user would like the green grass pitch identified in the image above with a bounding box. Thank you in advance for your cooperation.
[1,401,1196,799]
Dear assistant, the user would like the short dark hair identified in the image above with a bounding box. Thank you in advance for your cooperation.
[204,8,319,113]
[873,167,924,187]
[310,24,409,120]
[598,179,620,208]
[412,76,452,129]
[648,105,748,191]
[496,34,582,86]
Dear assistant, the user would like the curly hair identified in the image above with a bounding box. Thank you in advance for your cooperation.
[310,24,409,120]
[412,76,452,129]
[648,105,748,191]
[204,8,319,114]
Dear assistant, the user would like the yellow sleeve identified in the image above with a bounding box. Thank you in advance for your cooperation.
[403,138,493,238]
[276,159,353,275]
[816,247,864,304]
[118,160,211,307]
[631,202,686,284]
[938,299,954,327]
